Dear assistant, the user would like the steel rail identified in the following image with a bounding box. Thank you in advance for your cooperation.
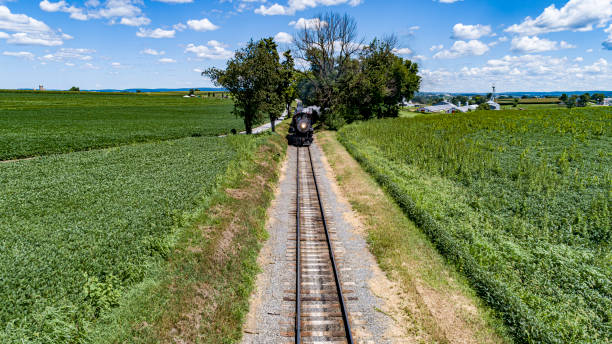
[295,147,302,343]
[306,146,354,344]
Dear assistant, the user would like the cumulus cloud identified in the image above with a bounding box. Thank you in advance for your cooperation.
[185,40,233,59]
[289,17,326,29]
[158,57,176,63]
[604,24,612,50]
[39,0,151,27]
[511,35,576,53]
[0,6,70,48]
[433,40,489,59]
[1,5,51,32]
[452,23,492,40]
[3,51,35,59]
[274,31,293,43]
[255,0,362,16]
[392,47,412,55]
[187,18,219,31]
[141,48,164,55]
[505,0,612,35]
[40,48,95,61]
[136,27,175,38]
[421,54,610,92]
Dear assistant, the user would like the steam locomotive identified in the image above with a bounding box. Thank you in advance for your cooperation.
[288,104,318,147]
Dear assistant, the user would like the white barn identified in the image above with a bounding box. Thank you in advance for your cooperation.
[418,101,458,113]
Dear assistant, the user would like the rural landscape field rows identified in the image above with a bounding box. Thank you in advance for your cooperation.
[338,108,611,343]
[0,92,242,160]
[2,0,612,343]
[0,91,282,342]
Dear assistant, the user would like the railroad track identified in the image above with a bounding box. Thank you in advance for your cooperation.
[284,146,354,343]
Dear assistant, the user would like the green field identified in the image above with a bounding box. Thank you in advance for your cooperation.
[0,91,242,160]
[338,108,611,343]
[0,137,239,341]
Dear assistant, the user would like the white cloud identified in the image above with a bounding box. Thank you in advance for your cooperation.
[3,50,34,59]
[433,40,489,59]
[120,16,150,26]
[7,32,63,46]
[141,48,164,55]
[505,0,612,35]
[511,35,575,53]
[604,24,612,50]
[187,18,219,31]
[39,0,87,20]
[574,56,584,62]
[289,17,325,29]
[274,31,293,43]
[173,22,187,31]
[153,0,193,3]
[136,27,175,38]
[430,44,443,51]
[392,47,412,55]
[39,0,151,26]
[437,0,462,3]
[452,23,492,40]
[111,61,121,67]
[1,5,51,32]
[185,40,233,59]
[255,0,362,16]
[421,54,610,92]
[40,48,95,61]
[158,57,176,63]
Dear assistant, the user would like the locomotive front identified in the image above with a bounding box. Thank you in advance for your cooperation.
[289,111,314,147]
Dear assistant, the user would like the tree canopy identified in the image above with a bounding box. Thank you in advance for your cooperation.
[203,38,290,133]
[294,13,421,128]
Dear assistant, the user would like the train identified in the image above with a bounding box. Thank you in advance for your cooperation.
[288,104,319,147]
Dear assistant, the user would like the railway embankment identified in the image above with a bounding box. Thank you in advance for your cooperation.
[89,124,289,343]
[317,131,510,344]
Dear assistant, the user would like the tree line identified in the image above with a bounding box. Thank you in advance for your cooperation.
[204,12,421,133]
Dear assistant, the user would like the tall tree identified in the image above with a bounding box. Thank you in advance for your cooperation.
[294,12,362,113]
[339,37,420,121]
[280,50,297,119]
[203,38,286,134]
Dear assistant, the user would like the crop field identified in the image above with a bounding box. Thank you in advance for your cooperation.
[0,91,242,160]
[338,108,611,343]
[0,136,238,341]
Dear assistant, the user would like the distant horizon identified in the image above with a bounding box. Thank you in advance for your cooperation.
[5,87,611,96]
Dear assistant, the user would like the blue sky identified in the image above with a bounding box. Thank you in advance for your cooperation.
[0,0,610,92]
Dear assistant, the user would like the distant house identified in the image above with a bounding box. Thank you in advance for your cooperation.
[418,101,458,113]
[603,98,612,106]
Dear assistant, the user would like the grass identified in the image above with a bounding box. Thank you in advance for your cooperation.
[337,108,611,343]
[0,136,236,342]
[318,131,510,343]
[90,123,288,344]
[0,91,242,160]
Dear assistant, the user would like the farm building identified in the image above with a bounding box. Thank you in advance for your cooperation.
[456,104,479,113]
[418,101,458,113]
[487,100,501,110]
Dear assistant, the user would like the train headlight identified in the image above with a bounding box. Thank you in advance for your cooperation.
[300,122,308,130]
